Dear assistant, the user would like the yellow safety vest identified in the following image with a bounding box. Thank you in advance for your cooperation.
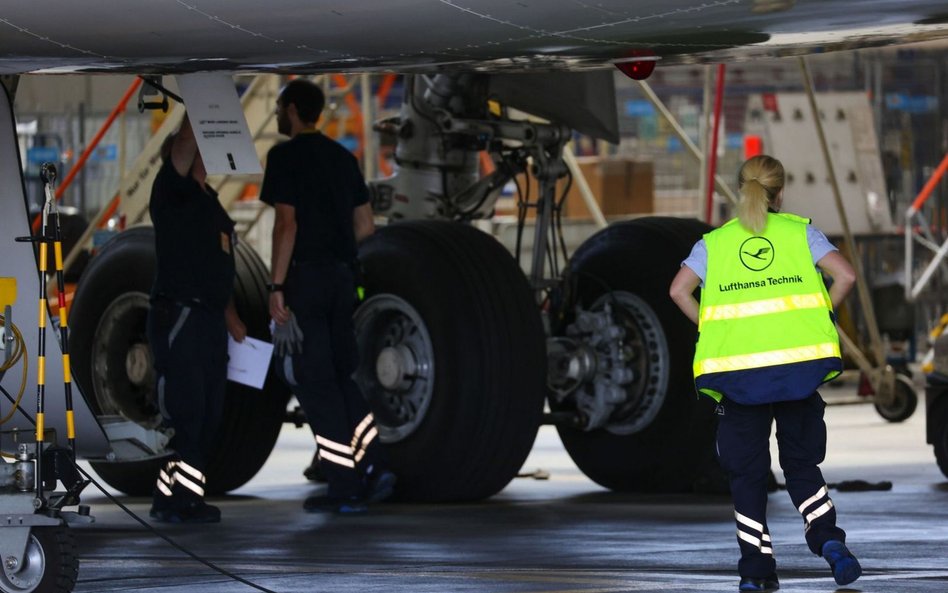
[693,213,842,404]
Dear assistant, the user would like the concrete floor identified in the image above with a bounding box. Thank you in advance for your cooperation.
[71,384,948,593]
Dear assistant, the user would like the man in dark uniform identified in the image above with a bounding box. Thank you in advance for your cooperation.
[261,79,394,513]
[148,114,246,524]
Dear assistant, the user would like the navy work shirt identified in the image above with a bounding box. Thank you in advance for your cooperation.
[259,131,369,265]
[149,159,236,311]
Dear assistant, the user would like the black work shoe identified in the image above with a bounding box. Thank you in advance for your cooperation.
[364,470,397,504]
[738,574,780,591]
[150,494,175,519]
[303,494,367,515]
[151,501,221,524]
[822,540,861,586]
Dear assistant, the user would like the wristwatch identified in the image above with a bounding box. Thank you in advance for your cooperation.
[266,283,284,293]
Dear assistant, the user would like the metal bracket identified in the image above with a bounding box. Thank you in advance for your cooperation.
[138,76,172,113]
[98,415,171,460]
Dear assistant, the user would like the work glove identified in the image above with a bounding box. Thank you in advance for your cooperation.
[272,311,304,357]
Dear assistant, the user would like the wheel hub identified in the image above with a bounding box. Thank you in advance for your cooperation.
[0,534,44,592]
[355,294,435,443]
[91,291,160,427]
[125,343,153,387]
[376,345,417,391]
[560,291,669,435]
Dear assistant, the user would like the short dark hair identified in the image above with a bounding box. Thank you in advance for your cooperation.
[279,79,325,124]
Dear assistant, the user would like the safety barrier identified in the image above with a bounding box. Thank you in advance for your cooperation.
[904,153,948,302]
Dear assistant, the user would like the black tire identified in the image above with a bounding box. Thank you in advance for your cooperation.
[82,457,171,498]
[70,227,158,430]
[932,397,948,479]
[69,227,289,496]
[874,374,918,423]
[553,217,719,492]
[207,235,291,493]
[0,526,78,593]
[356,221,546,501]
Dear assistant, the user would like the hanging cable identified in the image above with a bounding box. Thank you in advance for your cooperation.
[1,395,282,593]
[555,169,573,266]
[512,156,528,265]
[71,462,282,593]
[1,385,34,425]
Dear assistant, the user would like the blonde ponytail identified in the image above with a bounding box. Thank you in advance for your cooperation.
[736,155,784,234]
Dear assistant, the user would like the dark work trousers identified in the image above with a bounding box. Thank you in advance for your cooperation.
[148,300,228,501]
[276,260,386,499]
[716,392,846,578]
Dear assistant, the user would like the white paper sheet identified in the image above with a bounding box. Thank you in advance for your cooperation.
[227,336,274,390]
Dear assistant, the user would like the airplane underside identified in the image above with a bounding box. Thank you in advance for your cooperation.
[3,4,948,588]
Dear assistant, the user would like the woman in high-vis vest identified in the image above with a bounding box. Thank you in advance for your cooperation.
[669,155,860,592]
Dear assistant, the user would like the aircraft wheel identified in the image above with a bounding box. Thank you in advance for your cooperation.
[69,227,289,496]
[874,374,918,423]
[0,526,78,593]
[932,396,948,479]
[356,221,546,501]
[552,217,720,492]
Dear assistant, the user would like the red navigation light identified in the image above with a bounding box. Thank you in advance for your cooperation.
[615,50,658,81]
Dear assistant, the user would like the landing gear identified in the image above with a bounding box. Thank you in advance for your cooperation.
[367,72,727,495]
[549,218,719,491]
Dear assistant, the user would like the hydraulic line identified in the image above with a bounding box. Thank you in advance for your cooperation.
[0,314,27,426]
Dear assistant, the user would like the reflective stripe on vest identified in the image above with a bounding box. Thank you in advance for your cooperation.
[694,342,841,376]
[700,292,828,323]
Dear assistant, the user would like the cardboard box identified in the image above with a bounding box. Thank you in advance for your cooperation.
[499,156,654,219]
[565,157,654,218]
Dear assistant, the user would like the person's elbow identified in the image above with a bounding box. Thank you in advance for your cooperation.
[669,281,691,309]
[353,204,375,243]
[274,216,297,239]
[355,216,375,243]
[836,265,857,295]
[669,268,695,301]
[827,254,857,291]
[840,264,857,286]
